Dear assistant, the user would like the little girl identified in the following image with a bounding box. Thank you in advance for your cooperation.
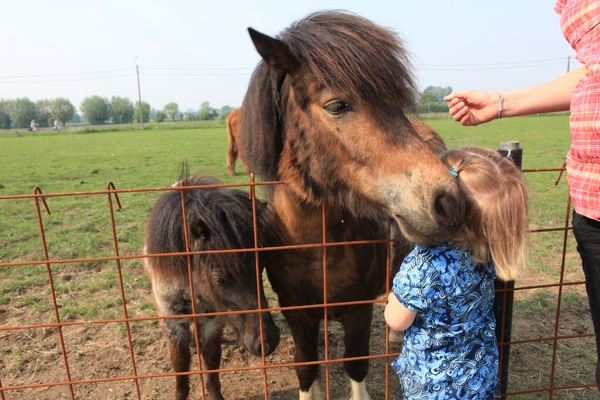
[385,146,528,399]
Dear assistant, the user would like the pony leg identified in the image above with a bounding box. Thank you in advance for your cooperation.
[341,305,373,400]
[242,163,252,175]
[299,376,325,400]
[152,286,193,400]
[162,315,192,400]
[226,147,237,176]
[199,325,225,400]
[283,310,323,398]
[226,124,237,176]
[349,379,371,400]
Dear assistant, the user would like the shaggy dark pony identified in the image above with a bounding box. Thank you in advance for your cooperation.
[143,175,280,400]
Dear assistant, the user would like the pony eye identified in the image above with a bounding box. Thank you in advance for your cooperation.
[213,276,227,286]
[324,101,349,115]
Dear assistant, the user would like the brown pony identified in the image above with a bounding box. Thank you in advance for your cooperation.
[239,11,465,399]
[227,112,445,176]
[225,108,251,176]
[143,175,280,400]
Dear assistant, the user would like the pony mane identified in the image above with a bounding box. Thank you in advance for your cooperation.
[240,10,418,184]
[282,11,417,111]
[145,176,271,281]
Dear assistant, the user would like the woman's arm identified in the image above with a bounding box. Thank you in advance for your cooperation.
[384,292,417,331]
[444,66,589,126]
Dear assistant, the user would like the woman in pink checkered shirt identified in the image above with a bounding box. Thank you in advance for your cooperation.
[444,0,600,393]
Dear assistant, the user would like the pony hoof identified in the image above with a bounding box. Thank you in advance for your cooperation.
[299,377,325,400]
[349,378,371,400]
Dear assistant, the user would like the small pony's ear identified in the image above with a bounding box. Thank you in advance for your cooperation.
[189,218,210,242]
[248,27,297,73]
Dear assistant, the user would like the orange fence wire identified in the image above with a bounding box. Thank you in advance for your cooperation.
[0,166,597,399]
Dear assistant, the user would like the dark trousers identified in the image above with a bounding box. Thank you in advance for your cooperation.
[572,211,600,392]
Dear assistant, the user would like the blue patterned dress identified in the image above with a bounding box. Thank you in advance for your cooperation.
[391,241,500,399]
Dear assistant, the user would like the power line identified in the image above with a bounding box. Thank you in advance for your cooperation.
[0,68,134,79]
[144,67,253,71]
[0,56,573,84]
[0,74,135,84]
[420,57,566,67]
[142,72,252,77]
[421,61,566,72]
[418,57,571,72]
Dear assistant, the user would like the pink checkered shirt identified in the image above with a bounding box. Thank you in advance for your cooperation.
[556,0,600,220]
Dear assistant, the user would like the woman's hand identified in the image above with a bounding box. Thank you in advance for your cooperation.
[444,90,500,126]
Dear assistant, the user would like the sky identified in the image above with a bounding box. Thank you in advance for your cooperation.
[0,0,581,114]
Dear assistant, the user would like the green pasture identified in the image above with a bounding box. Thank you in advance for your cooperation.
[0,122,249,316]
[0,115,577,313]
[0,114,593,396]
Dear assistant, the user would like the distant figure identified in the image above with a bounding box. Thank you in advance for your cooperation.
[53,119,61,131]
[29,119,38,132]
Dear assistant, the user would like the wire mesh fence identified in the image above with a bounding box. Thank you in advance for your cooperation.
[0,166,597,399]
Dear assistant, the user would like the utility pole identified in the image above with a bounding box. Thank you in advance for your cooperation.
[567,55,571,73]
[136,56,144,130]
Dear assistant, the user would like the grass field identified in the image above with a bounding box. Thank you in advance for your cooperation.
[0,115,579,313]
[0,115,595,398]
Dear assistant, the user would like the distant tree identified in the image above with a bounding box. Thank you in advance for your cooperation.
[80,95,110,124]
[111,96,134,124]
[422,86,452,102]
[8,97,36,128]
[134,101,151,123]
[182,108,196,122]
[51,98,76,126]
[0,99,12,129]
[198,101,217,120]
[35,99,53,127]
[416,86,452,114]
[221,105,233,119]
[71,113,83,123]
[163,102,179,121]
[155,111,166,123]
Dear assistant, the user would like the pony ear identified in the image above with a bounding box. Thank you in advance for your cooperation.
[247,27,297,73]
[189,218,210,242]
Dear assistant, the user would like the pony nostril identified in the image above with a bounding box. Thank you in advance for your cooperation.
[434,190,464,228]
[435,194,449,221]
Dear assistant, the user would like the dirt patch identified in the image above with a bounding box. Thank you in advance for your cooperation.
[0,283,597,400]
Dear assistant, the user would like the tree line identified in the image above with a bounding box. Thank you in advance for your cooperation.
[415,86,452,114]
[0,96,234,129]
[0,86,449,129]
[0,98,75,129]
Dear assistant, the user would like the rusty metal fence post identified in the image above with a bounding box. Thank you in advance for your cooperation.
[494,140,522,395]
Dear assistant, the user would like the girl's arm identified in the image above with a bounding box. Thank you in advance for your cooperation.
[384,292,417,331]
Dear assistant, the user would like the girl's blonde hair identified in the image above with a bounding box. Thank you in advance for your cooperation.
[441,147,528,281]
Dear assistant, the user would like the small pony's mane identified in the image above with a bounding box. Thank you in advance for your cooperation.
[145,175,270,281]
[240,10,418,183]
